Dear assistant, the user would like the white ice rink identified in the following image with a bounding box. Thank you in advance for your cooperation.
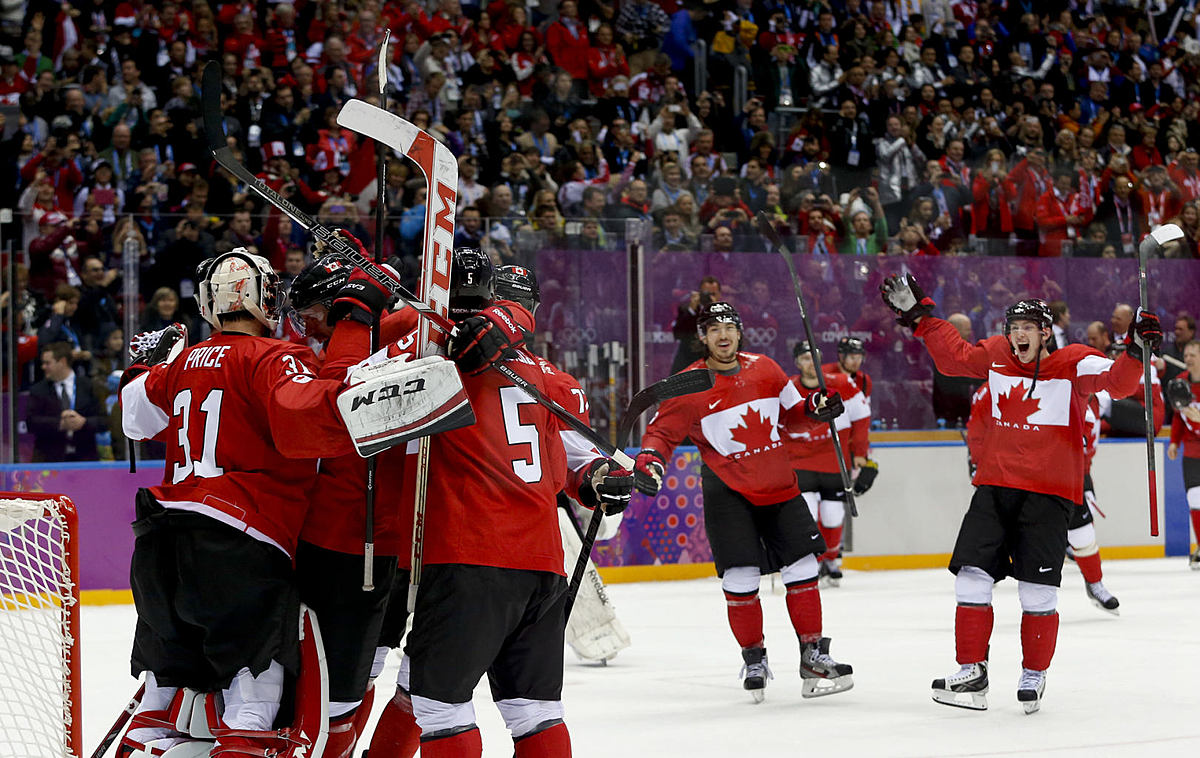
[81,559,1200,757]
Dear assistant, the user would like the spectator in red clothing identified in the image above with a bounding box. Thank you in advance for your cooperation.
[499,6,538,52]
[700,176,751,232]
[587,24,630,98]
[0,49,28,105]
[263,2,301,69]
[223,12,265,74]
[1139,165,1183,230]
[1170,148,1200,203]
[28,213,81,300]
[1131,126,1164,171]
[545,0,591,83]
[20,136,84,215]
[1036,167,1092,257]
[1007,148,1051,256]
[972,148,1017,255]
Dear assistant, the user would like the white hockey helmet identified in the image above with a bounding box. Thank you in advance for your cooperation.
[202,248,283,329]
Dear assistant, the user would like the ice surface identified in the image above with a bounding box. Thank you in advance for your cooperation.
[80,559,1200,757]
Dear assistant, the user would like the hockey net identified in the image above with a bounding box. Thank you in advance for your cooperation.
[0,492,81,757]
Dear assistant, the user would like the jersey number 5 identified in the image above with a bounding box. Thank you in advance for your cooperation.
[499,386,543,484]
[171,389,225,483]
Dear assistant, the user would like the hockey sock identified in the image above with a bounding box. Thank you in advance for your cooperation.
[819,524,843,563]
[724,590,764,649]
[1190,508,1200,546]
[1074,551,1103,584]
[1020,612,1059,671]
[954,604,993,664]
[368,689,421,758]
[420,726,483,758]
[322,711,360,758]
[514,721,572,758]
[784,580,822,643]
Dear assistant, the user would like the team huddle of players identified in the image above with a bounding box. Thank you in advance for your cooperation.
[110,231,1188,758]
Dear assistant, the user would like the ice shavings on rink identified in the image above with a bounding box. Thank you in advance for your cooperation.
[81,559,1200,758]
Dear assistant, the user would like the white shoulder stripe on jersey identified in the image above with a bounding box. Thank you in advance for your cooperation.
[560,429,604,472]
[1076,354,1114,378]
[120,372,170,440]
[845,391,871,423]
[780,379,803,409]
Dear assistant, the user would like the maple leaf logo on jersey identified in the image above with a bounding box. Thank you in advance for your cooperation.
[996,385,1041,424]
[730,408,778,453]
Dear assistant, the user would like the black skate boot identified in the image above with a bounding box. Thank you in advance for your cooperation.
[799,637,854,698]
[739,646,773,704]
[931,661,989,710]
[826,556,843,587]
[1017,668,1047,714]
[1190,550,1200,571]
[1085,581,1120,615]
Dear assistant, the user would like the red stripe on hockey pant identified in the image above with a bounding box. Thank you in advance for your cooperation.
[724,590,764,649]
[514,721,572,758]
[954,604,993,665]
[784,580,822,643]
[367,690,421,758]
[420,726,483,758]
[1074,552,1103,584]
[1020,612,1059,672]
[819,524,843,562]
[1190,509,1200,543]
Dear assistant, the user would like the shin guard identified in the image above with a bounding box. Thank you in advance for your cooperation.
[784,580,822,643]
[955,604,993,665]
[1020,612,1060,672]
[368,689,421,758]
[514,721,572,758]
[420,727,482,758]
[724,590,764,649]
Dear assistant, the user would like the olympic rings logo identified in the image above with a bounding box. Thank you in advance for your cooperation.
[551,327,599,345]
[743,326,778,346]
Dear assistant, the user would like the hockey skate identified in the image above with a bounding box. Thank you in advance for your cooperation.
[799,637,853,698]
[931,662,988,710]
[1085,581,1120,615]
[739,646,773,704]
[1017,668,1046,714]
[1190,550,1200,570]
[818,558,843,588]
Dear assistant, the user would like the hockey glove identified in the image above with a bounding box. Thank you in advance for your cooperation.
[1167,377,1195,411]
[584,460,635,515]
[803,389,845,423]
[634,449,667,496]
[327,268,394,327]
[448,306,526,376]
[879,273,935,328]
[1124,307,1163,363]
[853,458,879,495]
[121,323,188,389]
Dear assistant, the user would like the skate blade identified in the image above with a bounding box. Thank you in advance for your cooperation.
[801,674,853,698]
[1090,598,1120,616]
[1021,698,1042,715]
[748,688,766,704]
[931,689,988,710]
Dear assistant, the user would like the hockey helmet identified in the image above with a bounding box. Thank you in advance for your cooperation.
[1004,299,1053,333]
[194,257,218,324]
[696,301,743,338]
[1167,377,1195,411]
[793,339,815,358]
[838,336,866,355]
[290,256,351,312]
[203,248,283,330]
[495,264,540,314]
[449,247,495,321]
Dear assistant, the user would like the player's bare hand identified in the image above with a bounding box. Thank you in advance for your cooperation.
[1168,443,1179,460]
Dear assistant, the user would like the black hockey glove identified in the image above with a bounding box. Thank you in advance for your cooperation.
[634,449,667,496]
[1124,307,1163,363]
[879,273,935,328]
[448,306,526,376]
[120,322,188,389]
[583,460,635,515]
[1167,377,1195,411]
[803,389,844,423]
[327,267,394,326]
[853,459,879,495]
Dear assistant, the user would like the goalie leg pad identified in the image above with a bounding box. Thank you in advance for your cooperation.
[559,509,631,661]
[337,355,475,457]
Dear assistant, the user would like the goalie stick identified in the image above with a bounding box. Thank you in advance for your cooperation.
[756,211,858,517]
[566,369,715,616]
[88,683,144,758]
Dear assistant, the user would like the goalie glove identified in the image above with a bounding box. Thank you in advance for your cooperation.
[879,273,935,328]
[853,458,879,495]
[121,323,188,389]
[803,389,844,423]
[582,460,635,515]
[448,305,525,376]
[633,449,666,496]
[1124,307,1163,363]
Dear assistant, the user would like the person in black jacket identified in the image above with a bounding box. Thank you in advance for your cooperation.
[27,342,103,462]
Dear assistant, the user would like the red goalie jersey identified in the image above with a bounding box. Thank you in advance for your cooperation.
[786,372,870,473]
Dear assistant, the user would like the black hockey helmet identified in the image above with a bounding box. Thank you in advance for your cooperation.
[696,301,742,338]
[793,339,815,358]
[1167,377,1195,411]
[289,256,351,311]
[1004,299,1053,333]
[450,246,495,321]
[495,264,540,314]
[838,336,866,355]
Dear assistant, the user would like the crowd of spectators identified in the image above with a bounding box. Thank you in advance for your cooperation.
[4,0,1200,459]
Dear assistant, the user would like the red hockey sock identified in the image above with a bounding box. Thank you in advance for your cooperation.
[420,727,482,758]
[724,590,763,649]
[784,580,822,643]
[367,690,421,758]
[322,712,359,758]
[954,604,993,664]
[1020,612,1060,671]
[819,524,843,562]
[1075,551,1103,584]
[1191,510,1200,546]
[514,722,572,758]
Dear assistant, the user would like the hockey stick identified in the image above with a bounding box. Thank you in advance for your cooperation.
[361,29,391,592]
[756,211,858,517]
[565,369,715,617]
[1137,223,1183,537]
[88,683,144,758]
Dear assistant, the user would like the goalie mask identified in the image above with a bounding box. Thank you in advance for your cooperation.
[449,247,495,322]
[1167,377,1195,411]
[496,264,540,314]
[203,248,283,330]
[194,257,218,324]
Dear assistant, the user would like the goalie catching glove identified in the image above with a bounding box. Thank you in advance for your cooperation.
[803,389,845,423]
[581,459,635,515]
[1122,306,1163,363]
[448,305,526,375]
[853,459,879,495]
[120,322,188,389]
[880,273,935,328]
[633,449,667,496]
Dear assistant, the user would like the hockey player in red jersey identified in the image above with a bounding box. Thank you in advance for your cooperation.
[882,277,1155,713]
[118,250,350,756]
[966,385,1120,614]
[822,336,873,399]
[788,340,871,586]
[635,301,854,703]
[1166,342,1200,568]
